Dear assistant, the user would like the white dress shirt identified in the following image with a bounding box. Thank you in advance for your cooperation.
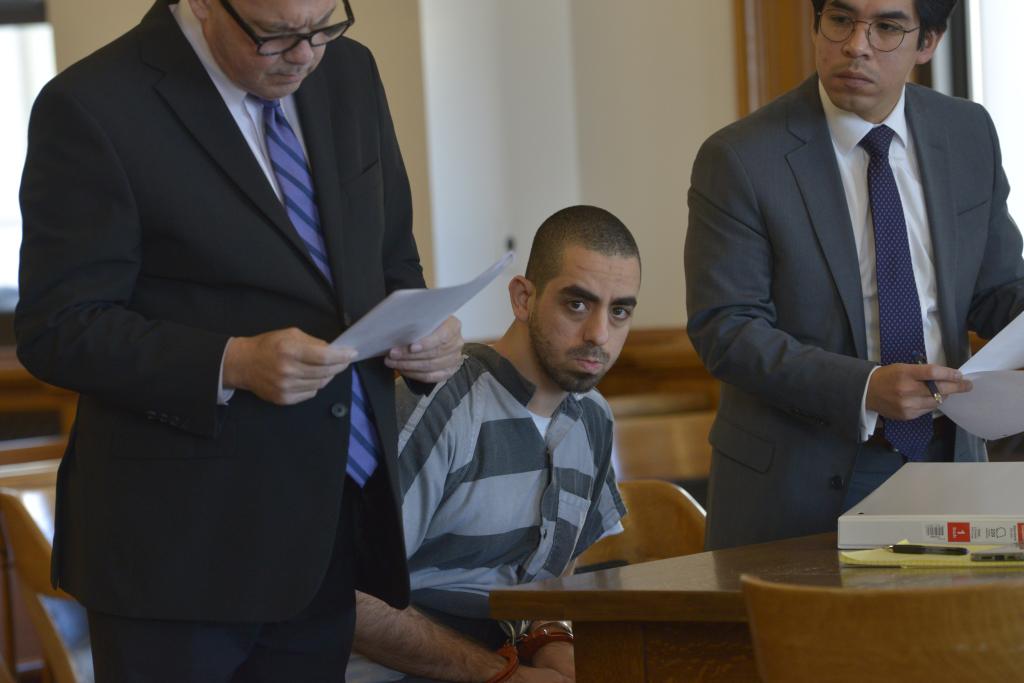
[172,2,314,403]
[819,82,946,439]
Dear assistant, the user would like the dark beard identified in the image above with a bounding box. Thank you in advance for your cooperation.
[528,316,610,394]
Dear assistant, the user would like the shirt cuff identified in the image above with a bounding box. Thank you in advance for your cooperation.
[597,520,625,541]
[218,339,235,405]
[859,364,881,441]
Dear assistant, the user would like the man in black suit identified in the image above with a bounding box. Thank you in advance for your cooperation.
[15,0,462,679]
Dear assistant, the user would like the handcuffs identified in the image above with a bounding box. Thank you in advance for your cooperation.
[485,619,575,683]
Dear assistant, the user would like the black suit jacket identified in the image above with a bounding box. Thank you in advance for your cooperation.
[15,0,420,621]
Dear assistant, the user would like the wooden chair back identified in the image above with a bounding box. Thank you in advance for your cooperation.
[0,436,67,467]
[742,574,1024,683]
[0,461,90,683]
[576,480,705,570]
[611,410,713,481]
[0,485,62,600]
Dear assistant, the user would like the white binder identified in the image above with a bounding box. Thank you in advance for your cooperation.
[837,462,1024,549]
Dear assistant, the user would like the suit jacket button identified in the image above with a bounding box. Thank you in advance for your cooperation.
[829,475,845,490]
[331,403,348,418]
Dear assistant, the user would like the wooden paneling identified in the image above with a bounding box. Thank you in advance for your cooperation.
[0,349,76,440]
[597,328,717,404]
[612,411,713,482]
[733,0,816,116]
[574,622,646,682]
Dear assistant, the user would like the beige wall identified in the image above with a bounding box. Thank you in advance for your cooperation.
[46,0,436,285]
[571,0,737,328]
[347,4,435,286]
[49,0,151,70]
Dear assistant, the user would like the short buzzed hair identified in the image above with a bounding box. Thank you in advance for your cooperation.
[525,205,640,294]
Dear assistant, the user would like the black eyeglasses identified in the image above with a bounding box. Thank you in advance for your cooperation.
[219,0,354,57]
[818,9,919,52]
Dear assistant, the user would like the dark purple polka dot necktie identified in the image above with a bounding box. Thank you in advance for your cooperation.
[860,125,932,460]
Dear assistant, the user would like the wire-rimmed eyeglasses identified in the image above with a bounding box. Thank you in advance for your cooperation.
[817,8,919,52]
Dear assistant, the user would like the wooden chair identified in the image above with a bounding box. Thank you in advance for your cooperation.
[742,575,1024,683]
[0,461,91,683]
[0,436,68,466]
[611,409,714,482]
[576,480,705,572]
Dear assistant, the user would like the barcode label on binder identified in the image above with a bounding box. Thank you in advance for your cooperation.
[920,521,1024,542]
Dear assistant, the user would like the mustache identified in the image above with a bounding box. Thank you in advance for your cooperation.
[834,64,873,78]
[568,346,609,364]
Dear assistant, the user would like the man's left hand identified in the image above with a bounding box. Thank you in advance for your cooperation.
[530,641,574,681]
[385,316,463,383]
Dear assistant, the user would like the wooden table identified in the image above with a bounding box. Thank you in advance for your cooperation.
[491,533,1024,682]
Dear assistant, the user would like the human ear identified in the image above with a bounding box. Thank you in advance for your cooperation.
[508,276,535,323]
[915,30,943,64]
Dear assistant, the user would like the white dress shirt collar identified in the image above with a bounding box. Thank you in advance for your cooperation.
[172,1,250,113]
[819,79,909,157]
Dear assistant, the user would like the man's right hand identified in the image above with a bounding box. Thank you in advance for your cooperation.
[866,362,973,421]
[223,328,357,405]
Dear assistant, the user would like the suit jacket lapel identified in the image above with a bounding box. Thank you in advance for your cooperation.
[137,2,334,298]
[786,77,869,359]
[906,86,960,362]
[295,65,349,313]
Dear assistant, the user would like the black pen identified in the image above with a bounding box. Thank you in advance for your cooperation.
[887,544,968,556]
[914,353,943,405]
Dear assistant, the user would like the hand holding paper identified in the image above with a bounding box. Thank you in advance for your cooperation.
[385,315,464,384]
[940,311,1024,439]
[331,251,513,360]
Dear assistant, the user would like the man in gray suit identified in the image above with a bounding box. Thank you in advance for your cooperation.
[685,0,1024,550]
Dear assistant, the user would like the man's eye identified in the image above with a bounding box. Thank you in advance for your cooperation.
[875,20,904,35]
[567,301,586,312]
[611,307,632,320]
[827,14,853,27]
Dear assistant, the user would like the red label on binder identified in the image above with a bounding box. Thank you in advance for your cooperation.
[1018,523,1024,543]
[948,522,970,542]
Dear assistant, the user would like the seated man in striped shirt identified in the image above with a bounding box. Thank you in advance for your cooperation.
[347,205,641,683]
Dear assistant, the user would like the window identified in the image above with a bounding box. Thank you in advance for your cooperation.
[0,19,55,313]
[967,0,1024,243]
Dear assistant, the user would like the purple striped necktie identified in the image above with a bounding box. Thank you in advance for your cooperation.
[860,124,932,461]
[252,95,380,486]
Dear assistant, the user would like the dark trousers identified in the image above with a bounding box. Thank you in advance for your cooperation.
[88,478,363,683]
[842,415,956,511]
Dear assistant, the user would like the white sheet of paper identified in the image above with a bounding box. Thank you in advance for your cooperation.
[960,310,1024,374]
[941,370,1024,439]
[939,310,1024,439]
[330,252,513,358]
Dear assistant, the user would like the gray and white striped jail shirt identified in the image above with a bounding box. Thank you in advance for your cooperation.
[398,343,626,619]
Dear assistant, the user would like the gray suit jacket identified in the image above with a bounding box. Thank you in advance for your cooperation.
[685,76,1024,550]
